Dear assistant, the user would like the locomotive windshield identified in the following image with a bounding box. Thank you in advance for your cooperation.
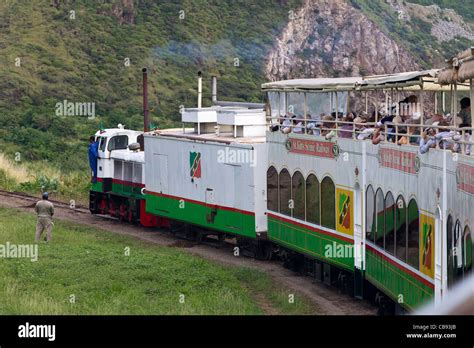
[107,135,129,151]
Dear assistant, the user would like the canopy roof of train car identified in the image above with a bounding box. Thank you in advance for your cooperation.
[261,77,363,92]
[262,69,470,92]
[438,47,474,85]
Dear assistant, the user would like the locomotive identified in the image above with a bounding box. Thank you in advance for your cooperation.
[89,48,474,313]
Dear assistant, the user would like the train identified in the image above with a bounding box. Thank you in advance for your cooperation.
[89,47,474,313]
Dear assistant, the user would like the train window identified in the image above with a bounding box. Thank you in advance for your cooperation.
[306,174,320,225]
[292,171,305,221]
[268,92,280,118]
[108,135,128,151]
[407,199,419,269]
[395,196,407,262]
[114,160,123,180]
[365,185,375,243]
[99,137,107,152]
[463,226,472,275]
[307,93,331,119]
[447,215,454,288]
[266,167,278,212]
[375,188,385,249]
[287,92,305,116]
[124,162,133,182]
[320,177,335,230]
[279,92,286,117]
[384,192,395,255]
[279,169,291,216]
[133,163,142,183]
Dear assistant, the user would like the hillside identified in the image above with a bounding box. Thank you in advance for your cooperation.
[0,0,472,179]
[0,0,301,172]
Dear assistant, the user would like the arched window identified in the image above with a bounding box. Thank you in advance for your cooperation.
[447,215,454,288]
[463,226,472,275]
[279,169,291,216]
[395,195,407,262]
[292,171,305,220]
[266,166,278,212]
[375,189,385,249]
[306,174,320,225]
[384,192,396,254]
[366,185,375,243]
[407,199,419,269]
[321,177,335,229]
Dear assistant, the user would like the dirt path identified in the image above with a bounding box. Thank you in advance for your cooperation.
[0,192,377,315]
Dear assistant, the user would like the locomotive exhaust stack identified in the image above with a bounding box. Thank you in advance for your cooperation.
[142,67,149,132]
[197,71,202,108]
[211,76,217,103]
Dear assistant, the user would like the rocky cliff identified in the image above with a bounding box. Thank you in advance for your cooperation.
[265,0,420,81]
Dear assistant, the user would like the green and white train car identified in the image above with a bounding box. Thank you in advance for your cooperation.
[263,70,474,311]
[143,106,272,258]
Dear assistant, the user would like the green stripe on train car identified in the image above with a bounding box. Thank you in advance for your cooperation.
[145,193,256,239]
[267,215,354,271]
[365,248,433,310]
[90,181,103,192]
[111,183,143,199]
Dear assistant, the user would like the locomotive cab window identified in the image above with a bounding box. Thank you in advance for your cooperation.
[108,135,129,151]
[99,137,107,152]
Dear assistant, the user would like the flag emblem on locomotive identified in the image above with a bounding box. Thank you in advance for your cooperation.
[190,152,202,179]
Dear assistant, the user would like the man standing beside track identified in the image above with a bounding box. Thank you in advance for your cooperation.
[35,192,54,243]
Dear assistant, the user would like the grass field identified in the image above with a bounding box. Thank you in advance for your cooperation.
[0,207,317,315]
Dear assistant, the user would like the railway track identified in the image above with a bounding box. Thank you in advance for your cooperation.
[0,189,90,214]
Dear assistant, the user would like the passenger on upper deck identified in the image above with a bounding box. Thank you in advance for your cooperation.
[338,116,354,139]
[306,114,323,136]
[453,123,472,155]
[321,115,336,140]
[293,115,304,134]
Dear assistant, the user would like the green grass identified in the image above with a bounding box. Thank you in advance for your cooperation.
[0,207,317,315]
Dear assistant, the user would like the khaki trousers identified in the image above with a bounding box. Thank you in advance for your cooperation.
[35,217,53,242]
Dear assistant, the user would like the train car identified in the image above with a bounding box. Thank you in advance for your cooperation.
[262,69,474,311]
[89,125,164,227]
[142,104,272,258]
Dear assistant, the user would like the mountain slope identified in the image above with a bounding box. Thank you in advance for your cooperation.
[0,0,301,171]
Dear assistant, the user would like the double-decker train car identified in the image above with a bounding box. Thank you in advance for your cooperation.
[262,66,474,311]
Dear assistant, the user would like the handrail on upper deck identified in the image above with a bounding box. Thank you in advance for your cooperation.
[266,115,474,155]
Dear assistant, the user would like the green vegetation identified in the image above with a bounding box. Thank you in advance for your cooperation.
[0,207,317,314]
[0,0,301,174]
[350,0,472,69]
[408,0,474,23]
[0,154,90,204]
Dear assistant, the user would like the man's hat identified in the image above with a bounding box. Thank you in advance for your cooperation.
[42,192,49,200]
